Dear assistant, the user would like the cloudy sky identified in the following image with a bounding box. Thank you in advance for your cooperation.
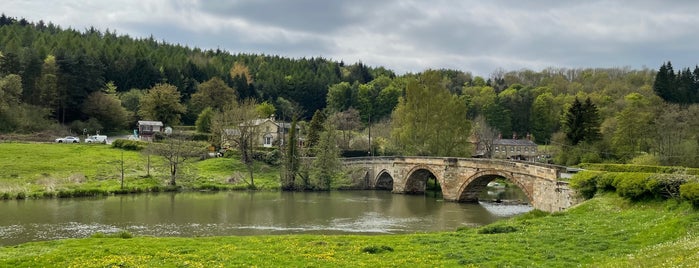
[4,0,699,76]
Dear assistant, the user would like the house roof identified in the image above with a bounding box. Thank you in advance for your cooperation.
[494,139,537,146]
[137,120,163,126]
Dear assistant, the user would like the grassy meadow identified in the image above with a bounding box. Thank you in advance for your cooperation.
[0,142,281,199]
[0,194,697,267]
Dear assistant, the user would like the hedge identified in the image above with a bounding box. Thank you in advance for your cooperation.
[578,163,699,175]
[570,171,697,202]
[680,182,699,208]
[111,139,147,151]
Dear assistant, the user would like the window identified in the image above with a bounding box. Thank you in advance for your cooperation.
[263,135,273,147]
[510,147,514,152]
[495,146,499,152]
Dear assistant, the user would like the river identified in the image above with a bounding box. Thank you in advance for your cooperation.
[0,189,530,246]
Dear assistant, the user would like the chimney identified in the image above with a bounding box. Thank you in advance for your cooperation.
[512,132,517,140]
[498,133,502,139]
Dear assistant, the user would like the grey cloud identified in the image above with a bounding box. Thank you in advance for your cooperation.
[4,0,699,75]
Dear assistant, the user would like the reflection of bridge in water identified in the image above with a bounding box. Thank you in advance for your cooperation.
[341,157,580,212]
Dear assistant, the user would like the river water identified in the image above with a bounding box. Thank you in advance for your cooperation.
[0,189,530,246]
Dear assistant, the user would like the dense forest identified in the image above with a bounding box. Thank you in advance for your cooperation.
[1,14,698,167]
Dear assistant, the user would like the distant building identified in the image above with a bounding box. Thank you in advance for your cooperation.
[137,120,163,142]
[222,116,302,149]
[492,134,538,161]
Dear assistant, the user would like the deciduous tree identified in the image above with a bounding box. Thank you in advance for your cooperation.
[391,70,471,156]
[139,83,186,125]
[146,137,204,186]
[213,98,260,188]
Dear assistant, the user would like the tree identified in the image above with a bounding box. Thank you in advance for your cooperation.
[0,74,22,107]
[391,70,472,156]
[310,121,341,190]
[213,98,260,188]
[139,83,186,125]
[195,107,214,133]
[146,137,204,186]
[326,81,358,113]
[281,118,299,190]
[530,92,559,143]
[306,109,326,149]
[82,82,130,132]
[190,77,236,114]
[563,97,600,145]
[256,101,276,118]
[329,108,361,150]
[36,55,59,116]
[611,93,654,160]
[472,115,499,158]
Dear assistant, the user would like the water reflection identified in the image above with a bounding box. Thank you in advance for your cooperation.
[0,191,531,246]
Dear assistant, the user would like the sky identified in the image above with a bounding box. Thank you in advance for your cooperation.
[4,0,699,76]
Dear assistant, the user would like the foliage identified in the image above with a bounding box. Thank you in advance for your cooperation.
[213,98,260,188]
[579,163,699,175]
[3,15,699,168]
[680,182,699,207]
[194,107,214,133]
[310,121,341,190]
[391,70,471,157]
[81,82,130,132]
[477,223,518,234]
[138,83,186,125]
[570,170,698,201]
[189,77,236,115]
[281,119,299,190]
[145,138,205,186]
[563,97,601,145]
[255,101,276,118]
[653,61,699,104]
[306,109,326,150]
[111,139,147,151]
[360,245,394,254]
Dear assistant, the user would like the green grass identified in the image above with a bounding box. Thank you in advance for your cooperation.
[0,194,697,267]
[0,142,281,198]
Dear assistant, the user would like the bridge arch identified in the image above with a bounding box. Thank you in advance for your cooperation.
[404,165,442,194]
[455,169,533,203]
[375,169,394,190]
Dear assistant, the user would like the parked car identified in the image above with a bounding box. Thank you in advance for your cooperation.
[85,135,108,143]
[55,136,80,143]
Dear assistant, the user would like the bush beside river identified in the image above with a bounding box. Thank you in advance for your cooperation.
[0,194,697,267]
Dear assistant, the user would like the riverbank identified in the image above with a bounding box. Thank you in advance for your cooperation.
[1,194,697,267]
[0,142,281,199]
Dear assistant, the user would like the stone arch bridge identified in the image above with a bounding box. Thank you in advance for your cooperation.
[342,156,579,212]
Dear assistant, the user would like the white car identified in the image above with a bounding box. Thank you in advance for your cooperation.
[55,136,80,143]
[85,135,108,143]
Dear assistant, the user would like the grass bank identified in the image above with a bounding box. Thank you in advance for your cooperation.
[0,194,697,267]
[0,142,280,199]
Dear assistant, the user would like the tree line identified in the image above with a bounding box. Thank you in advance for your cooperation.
[1,14,698,170]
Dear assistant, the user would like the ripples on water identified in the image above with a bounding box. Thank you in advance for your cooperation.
[0,191,532,246]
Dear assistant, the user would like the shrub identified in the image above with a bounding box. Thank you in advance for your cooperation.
[612,173,654,201]
[478,223,518,234]
[570,171,602,199]
[578,163,699,175]
[361,245,394,254]
[680,182,699,208]
[111,139,146,151]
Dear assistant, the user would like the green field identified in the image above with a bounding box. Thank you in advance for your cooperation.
[0,194,697,267]
[1,142,698,266]
[0,142,281,198]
